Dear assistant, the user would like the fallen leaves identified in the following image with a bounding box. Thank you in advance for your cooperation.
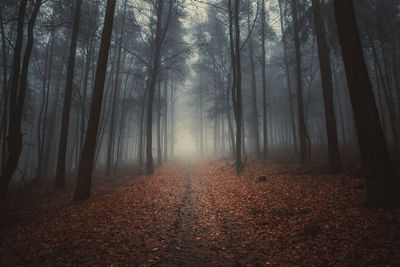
[0,159,399,266]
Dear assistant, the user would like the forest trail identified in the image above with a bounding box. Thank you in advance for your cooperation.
[1,160,400,265]
[162,163,210,266]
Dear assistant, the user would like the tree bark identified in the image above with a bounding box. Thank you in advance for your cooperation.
[0,0,40,199]
[163,75,169,160]
[41,61,65,178]
[74,0,117,200]
[278,0,298,154]
[138,88,147,166]
[157,80,162,165]
[367,34,400,153]
[114,56,132,174]
[55,0,82,188]
[146,0,173,174]
[311,0,341,171]
[228,0,243,173]
[0,7,9,173]
[333,0,399,206]
[226,88,235,157]
[1,0,27,193]
[79,33,96,162]
[247,2,260,157]
[170,81,176,156]
[261,0,268,160]
[290,0,309,168]
[106,0,128,175]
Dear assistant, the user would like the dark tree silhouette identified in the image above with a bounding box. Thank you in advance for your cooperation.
[290,0,309,168]
[0,0,41,199]
[311,0,340,172]
[146,0,174,175]
[74,0,117,200]
[278,0,297,154]
[106,0,128,176]
[228,0,243,174]
[55,0,82,188]
[260,0,266,159]
[333,0,399,206]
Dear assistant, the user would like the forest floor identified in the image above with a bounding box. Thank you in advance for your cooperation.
[0,159,400,266]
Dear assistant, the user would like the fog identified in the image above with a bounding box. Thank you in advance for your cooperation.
[173,83,198,158]
[1,1,400,264]
[0,0,399,200]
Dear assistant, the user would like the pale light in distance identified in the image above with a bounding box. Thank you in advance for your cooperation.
[173,80,199,158]
[174,127,198,157]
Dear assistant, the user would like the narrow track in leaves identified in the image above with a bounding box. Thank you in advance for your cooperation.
[1,159,399,266]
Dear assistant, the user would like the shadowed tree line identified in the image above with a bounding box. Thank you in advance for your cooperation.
[0,0,399,206]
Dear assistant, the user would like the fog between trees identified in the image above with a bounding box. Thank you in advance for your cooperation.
[0,0,399,205]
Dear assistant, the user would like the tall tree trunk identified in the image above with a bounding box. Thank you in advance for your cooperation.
[234,0,243,172]
[35,57,48,182]
[146,6,163,174]
[198,80,204,155]
[55,0,82,188]
[93,55,115,168]
[278,0,297,154]
[146,0,173,174]
[79,36,95,158]
[373,56,387,135]
[139,72,151,165]
[146,62,160,174]
[226,93,235,157]
[35,30,55,182]
[333,0,399,206]
[247,0,265,158]
[332,60,348,146]
[80,41,92,134]
[170,81,176,156]
[213,74,218,155]
[311,0,340,171]
[0,0,41,199]
[290,0,309,168]
[368,33,399,153]
[138,89,147,165]
[249,37,260,157]
[106,0,127,175]
[0,7,9,173]
[115,55,132,173]
[221,110,226,155]
[157,80,162,165]
[261,0,268,160]
[381,40,399,151]
[42,64,64,177]
[79,34,97,162]
[163,75,169,160]
[228,0,243,173]
[74,0,117,200]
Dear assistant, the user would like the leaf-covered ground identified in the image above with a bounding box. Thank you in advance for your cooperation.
[1,159,399,266]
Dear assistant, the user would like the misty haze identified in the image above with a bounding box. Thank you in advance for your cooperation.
[0,0,399,265]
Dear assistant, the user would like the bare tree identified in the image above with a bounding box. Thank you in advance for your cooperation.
[74,0,117,200]
[261,0,268,160]
[290,0,309,168]
[333,0,399,206]
[311,0,340,171]
[0,0,41,199]
[278,0,297,154]
[55,0,82,188]
[106,0,128,176]
[228,0,243,173]
[146,0,174,174]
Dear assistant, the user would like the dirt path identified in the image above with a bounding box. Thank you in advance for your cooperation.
[164,163,210,266]
[1,160,399,266]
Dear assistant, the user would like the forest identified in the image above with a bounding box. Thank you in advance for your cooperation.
[0,0,399,265]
